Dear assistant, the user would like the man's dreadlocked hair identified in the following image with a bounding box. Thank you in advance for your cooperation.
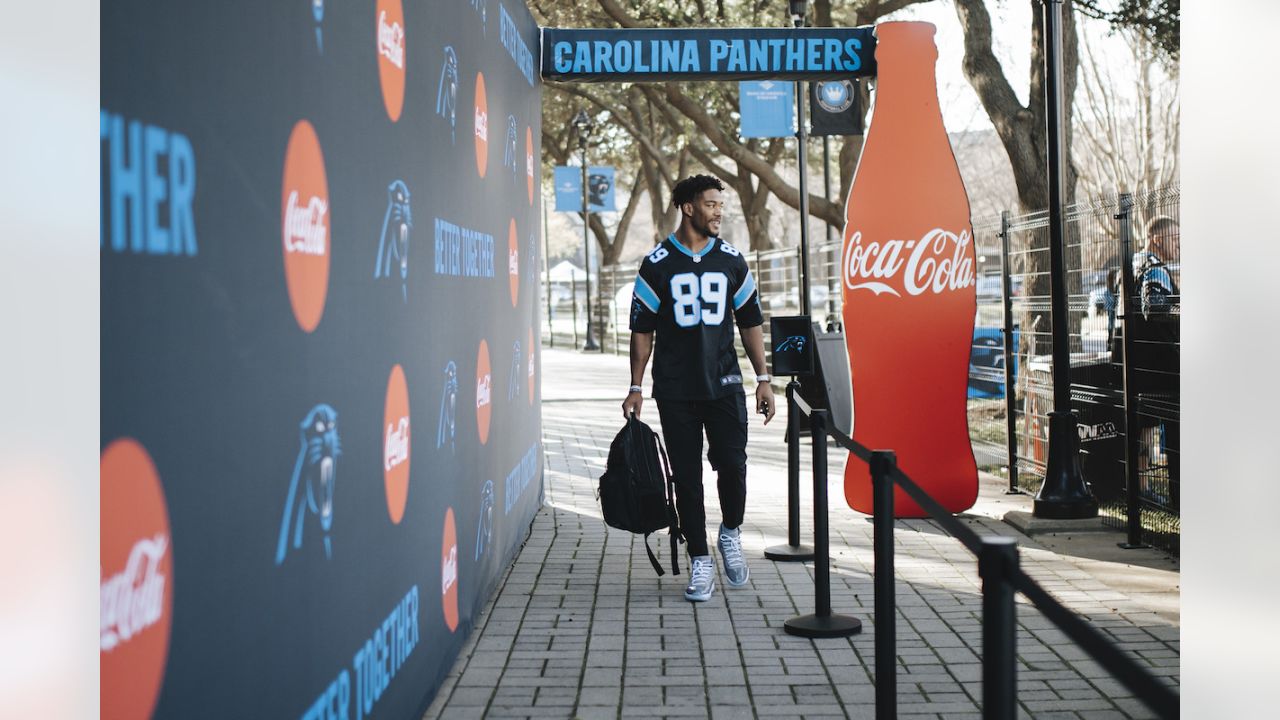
[671,174,725,209]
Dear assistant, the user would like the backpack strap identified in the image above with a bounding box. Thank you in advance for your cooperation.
[642,533,666,576]
[653,431,682,576]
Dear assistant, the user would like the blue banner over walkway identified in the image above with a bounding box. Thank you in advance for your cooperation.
[542,27,877,82]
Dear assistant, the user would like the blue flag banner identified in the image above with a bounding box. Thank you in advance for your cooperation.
[554,166,616,212]
[739,80,795,138]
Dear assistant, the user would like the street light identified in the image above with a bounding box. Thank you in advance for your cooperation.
[571,109,600,351]
[789,0,814,317]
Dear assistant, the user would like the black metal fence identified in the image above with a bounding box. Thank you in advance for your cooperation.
[973,186,1181,554]
[543,185,1181,553]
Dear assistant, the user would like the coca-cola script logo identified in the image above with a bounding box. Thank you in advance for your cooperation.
[441,507,459,631]
[842,228,976,298]
[281,120,331,332]
[376,0,406,122]
[101,438,173,720]
[474,72,488,178]
[508,218,519,307]
[476,340,492,444]
[384,364,411,524]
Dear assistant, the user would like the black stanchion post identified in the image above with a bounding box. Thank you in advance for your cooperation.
[784,410,862,638]
[998,210,1020,495]
[979,537,1019,720]
[870,450,898,720]
[766,382,815,561]
[1115,193,1148,549]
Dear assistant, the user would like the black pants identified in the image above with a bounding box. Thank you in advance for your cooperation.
[656,392,748,557]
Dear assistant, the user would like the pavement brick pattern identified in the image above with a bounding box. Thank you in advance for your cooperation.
[422,349,1179,720]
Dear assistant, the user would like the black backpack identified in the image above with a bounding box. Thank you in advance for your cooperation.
[598,414,682,576]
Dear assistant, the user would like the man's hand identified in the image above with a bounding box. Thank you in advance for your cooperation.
[622,391,643,418]
[755,382,776,425]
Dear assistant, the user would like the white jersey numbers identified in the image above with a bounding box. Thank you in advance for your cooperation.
[648,246,670,264]
[670,271,729,327]
[719,242,741,257]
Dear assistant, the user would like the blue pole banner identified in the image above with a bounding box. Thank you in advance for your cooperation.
[586,166,615,211]
[541,27,877,83]
[554,166,582,211]
[739,80,795,138]
[554,166,616,211]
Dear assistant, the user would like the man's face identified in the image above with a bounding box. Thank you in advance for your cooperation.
[684,189,724,238]
[1152,223,1180,262]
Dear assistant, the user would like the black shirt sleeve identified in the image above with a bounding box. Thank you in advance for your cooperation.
[731,255,764,328]
[629,259,663,333]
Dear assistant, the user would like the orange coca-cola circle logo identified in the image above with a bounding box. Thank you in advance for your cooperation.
[527,326,535,405]
[383,364,411,524]
[101,438,174,720]
[475,340,491,444]
[441,507,459,632]
[525,126,535,204]
[376,0,406,122]
[281,120,331,333]
[474,73,488,178]
[508,218,519,307]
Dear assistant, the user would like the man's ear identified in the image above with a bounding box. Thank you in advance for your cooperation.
[680,202,692,217]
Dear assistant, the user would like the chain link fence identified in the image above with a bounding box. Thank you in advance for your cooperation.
[542,185,1180,554]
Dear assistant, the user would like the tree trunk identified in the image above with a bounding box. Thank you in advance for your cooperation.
[955,0,1081,364]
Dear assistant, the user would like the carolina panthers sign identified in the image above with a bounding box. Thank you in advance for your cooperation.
[541,26,877,82]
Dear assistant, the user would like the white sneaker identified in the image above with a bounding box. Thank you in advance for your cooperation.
[684,555,715,602]
[717,524,750,586]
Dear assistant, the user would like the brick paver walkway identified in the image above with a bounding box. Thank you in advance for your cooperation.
[422,348,1179,719]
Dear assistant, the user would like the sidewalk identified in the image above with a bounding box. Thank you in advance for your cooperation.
[422,348,1179,719]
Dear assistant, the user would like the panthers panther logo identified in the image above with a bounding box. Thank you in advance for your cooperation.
[775,335,807,353]
[587,172,612,209]
[475,479,494,560]
[507,340,522,402]
[275,404,341,564]
[374,179,412,301]
[436,46,458,144]
[503,114,519,181]
[437,361,458,452]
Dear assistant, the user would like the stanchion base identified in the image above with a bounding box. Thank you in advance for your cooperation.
[764,544,815,562]
[783,613,863,638]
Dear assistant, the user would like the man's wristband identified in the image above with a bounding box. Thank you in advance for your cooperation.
[628,385,643,394]
[755,374,771,383]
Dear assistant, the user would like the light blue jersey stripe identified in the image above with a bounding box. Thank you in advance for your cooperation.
[634,274,661,312]
[668,233,717,259]
[733,271,757,309]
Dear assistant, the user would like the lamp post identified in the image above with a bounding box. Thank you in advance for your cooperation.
[1034,0,1096,518]
[789,0,813,317]
[572,110,600,351]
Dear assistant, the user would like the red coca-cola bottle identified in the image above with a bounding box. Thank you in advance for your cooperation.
[840,21,978,517]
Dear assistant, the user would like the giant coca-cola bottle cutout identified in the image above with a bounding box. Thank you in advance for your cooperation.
[841,21,978,517]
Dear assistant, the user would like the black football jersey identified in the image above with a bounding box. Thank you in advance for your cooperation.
[630,233,764,400]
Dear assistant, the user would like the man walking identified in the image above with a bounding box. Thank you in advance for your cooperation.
[622,174,775,602]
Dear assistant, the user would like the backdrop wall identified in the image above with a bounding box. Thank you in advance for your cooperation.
[101,2,543,718]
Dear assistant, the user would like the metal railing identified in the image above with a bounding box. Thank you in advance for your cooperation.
[788,390,1179,720]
